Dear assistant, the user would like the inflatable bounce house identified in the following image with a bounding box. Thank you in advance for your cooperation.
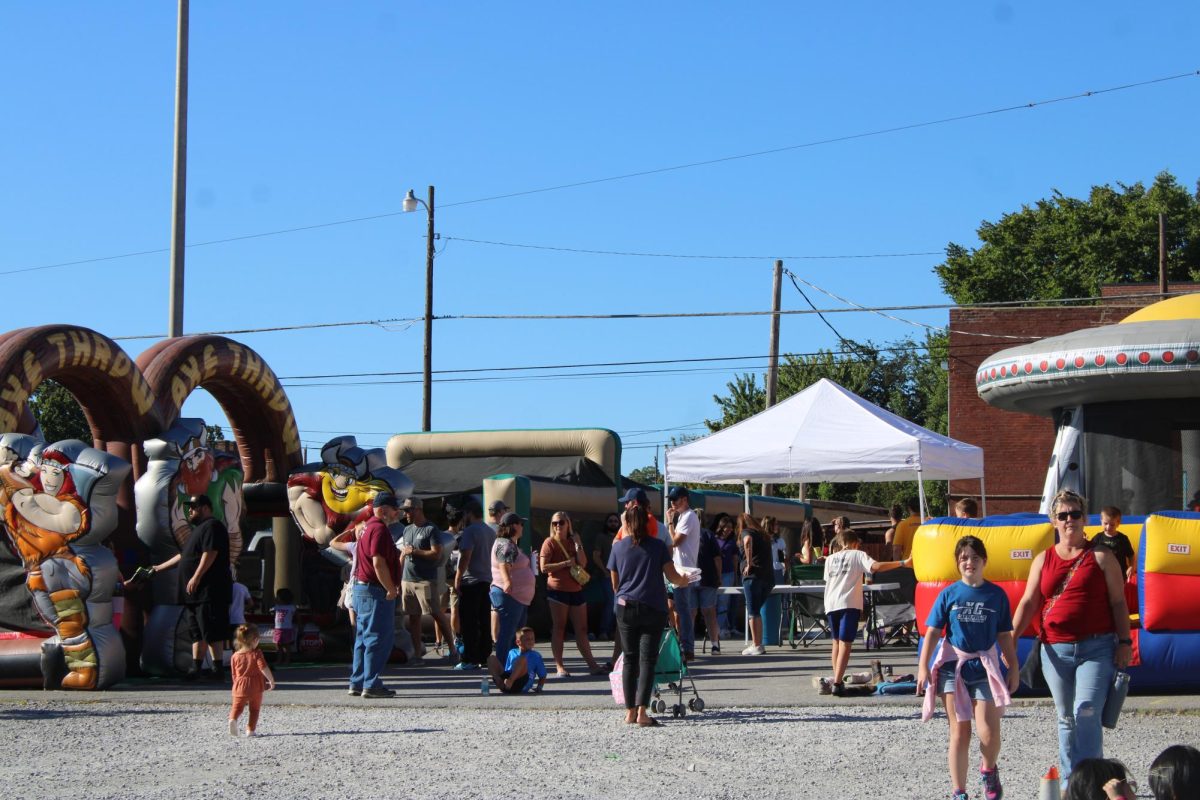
[0,326,307,688]
[914,294,1200,691]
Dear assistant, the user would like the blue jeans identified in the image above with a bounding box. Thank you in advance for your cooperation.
[490,586,529,660]
[672,584,695,655]
[718,572,738,631]
[742,576,773,619]
[349,584,395,690]
[1041,635,1116,780]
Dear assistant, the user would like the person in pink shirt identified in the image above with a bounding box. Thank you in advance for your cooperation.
[490,512,535,659]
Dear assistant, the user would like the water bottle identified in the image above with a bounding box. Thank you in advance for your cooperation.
[480,677,490,695]
[1101,671,1130,729]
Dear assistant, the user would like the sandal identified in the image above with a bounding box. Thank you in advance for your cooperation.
[637,717,662,728]
[588,665,608,676]
[554,670,572,679]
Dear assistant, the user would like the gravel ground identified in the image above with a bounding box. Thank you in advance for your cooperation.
[2,698,1196,799]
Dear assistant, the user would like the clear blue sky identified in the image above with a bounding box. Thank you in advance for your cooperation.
[2,3,1197,472]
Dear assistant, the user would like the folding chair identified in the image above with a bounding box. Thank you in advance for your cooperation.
[865,567,917,650]
[789,589,830,648]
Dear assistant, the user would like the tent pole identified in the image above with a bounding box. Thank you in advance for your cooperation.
[663,450,670,520]
[743,481,751,514]
[980,476,987,517]
[917,469,927,519]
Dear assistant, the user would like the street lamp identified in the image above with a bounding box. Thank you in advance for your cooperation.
[403,186,435,432]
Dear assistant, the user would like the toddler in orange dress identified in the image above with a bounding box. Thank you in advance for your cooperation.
[229,624,275,737]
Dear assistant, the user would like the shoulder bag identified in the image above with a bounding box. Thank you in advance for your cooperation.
[553,536,591,586]
[1019,549,1086,688]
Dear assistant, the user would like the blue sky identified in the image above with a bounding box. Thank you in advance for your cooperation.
[2,3,1197,472]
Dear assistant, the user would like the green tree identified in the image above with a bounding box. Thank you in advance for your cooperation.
[628,465,662,486]
[935,171,1200,304]
[205,423,226,448]
[28,380,91,444]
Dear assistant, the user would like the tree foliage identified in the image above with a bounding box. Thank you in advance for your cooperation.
[28,380,91,444]
[936,171,1200,304]
[706,332,948,512]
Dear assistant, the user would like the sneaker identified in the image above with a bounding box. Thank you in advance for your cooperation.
[710,643,721,655]
[244,730,256,737]
[980,765,1002,800]
[452,662,479,671]
[453,636,464,656]
[752,645,766,656]
[361,686,397,698]
[952,791,969,800]
[228,719,238,737]
[832,681,845,697]
[346,686,362,696]
[740,644,758,656]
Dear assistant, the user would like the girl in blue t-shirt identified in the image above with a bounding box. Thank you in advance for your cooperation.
[917,535,1020,800]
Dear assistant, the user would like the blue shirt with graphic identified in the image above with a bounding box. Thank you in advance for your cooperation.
[925,580,1012,681]
[504,647,547,692]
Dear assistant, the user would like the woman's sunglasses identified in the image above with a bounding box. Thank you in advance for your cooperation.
[1055,509,1083,521]
[551,520,568,527]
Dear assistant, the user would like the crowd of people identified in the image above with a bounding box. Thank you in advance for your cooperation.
[151,485,1196,799]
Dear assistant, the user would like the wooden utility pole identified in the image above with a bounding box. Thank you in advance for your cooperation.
[1159,213,1168,296]
[762,260,783,497]
[168,0,189,337]
[421,185,436,432]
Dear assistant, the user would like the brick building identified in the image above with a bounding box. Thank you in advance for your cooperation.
[947,284,1200,515]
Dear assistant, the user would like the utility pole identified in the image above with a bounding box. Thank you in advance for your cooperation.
[1159,213,1168,297]
[762,260,783,497]
[421,185,435,432]
[168,0,189,337]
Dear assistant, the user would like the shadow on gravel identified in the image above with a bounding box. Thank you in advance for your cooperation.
[259,727,445,737]
[682,709,809,725]
[0,707,184,720]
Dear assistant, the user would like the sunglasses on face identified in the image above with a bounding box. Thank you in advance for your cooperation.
[1056,509,1084,521]
[551,520,567,527]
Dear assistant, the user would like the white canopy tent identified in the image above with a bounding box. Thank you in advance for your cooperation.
[664,378,986,518]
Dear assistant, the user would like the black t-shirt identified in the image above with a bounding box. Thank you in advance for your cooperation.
[697,528,721,588]
[742,530,775,583]
[179,517,232,605]
[1093,532,1135,575]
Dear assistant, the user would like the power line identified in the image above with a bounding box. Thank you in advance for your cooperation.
[6,69,1194,277]
[438,70,1200,208]
[441,236,942,261]
[110,290,1162,341]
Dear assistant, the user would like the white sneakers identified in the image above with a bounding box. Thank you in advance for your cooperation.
[740,644,766,656]
[228,719,238,737]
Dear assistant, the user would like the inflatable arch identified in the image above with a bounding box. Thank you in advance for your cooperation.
[0,326,306,686]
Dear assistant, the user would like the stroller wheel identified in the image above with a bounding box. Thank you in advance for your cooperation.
[652,699,666,713]
[691,697,705,712]
[677,704,687,717]
[667,681,677,691]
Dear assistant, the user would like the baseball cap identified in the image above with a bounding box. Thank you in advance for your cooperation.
[499,511,523,526]
[184,494,212,508]
[618,488,648,505]
[667,486,689,502]
[372,492,399,509]
[487,499,509,513]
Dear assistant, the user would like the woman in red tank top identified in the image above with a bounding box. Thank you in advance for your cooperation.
[1012,490,1133,784]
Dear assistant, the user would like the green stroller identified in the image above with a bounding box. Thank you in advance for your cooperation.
[649,627,705,717]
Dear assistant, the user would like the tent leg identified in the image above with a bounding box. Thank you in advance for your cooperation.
[743,481,751,514]
[663,452,670,521]
[916,469,927,520]
[979,476,987,517]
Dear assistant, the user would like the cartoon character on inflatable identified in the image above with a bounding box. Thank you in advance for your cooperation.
[0,434,129,689]
[287,436,412,547]
[135,419,244,675]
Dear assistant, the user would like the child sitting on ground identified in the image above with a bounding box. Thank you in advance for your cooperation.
[823,528,909,697]
[272,588,297,666]
[917,535,1018,800]
[229,623,275,737]
[487,626,546,694]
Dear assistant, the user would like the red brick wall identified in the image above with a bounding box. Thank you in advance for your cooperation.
[946,286,1200,515]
